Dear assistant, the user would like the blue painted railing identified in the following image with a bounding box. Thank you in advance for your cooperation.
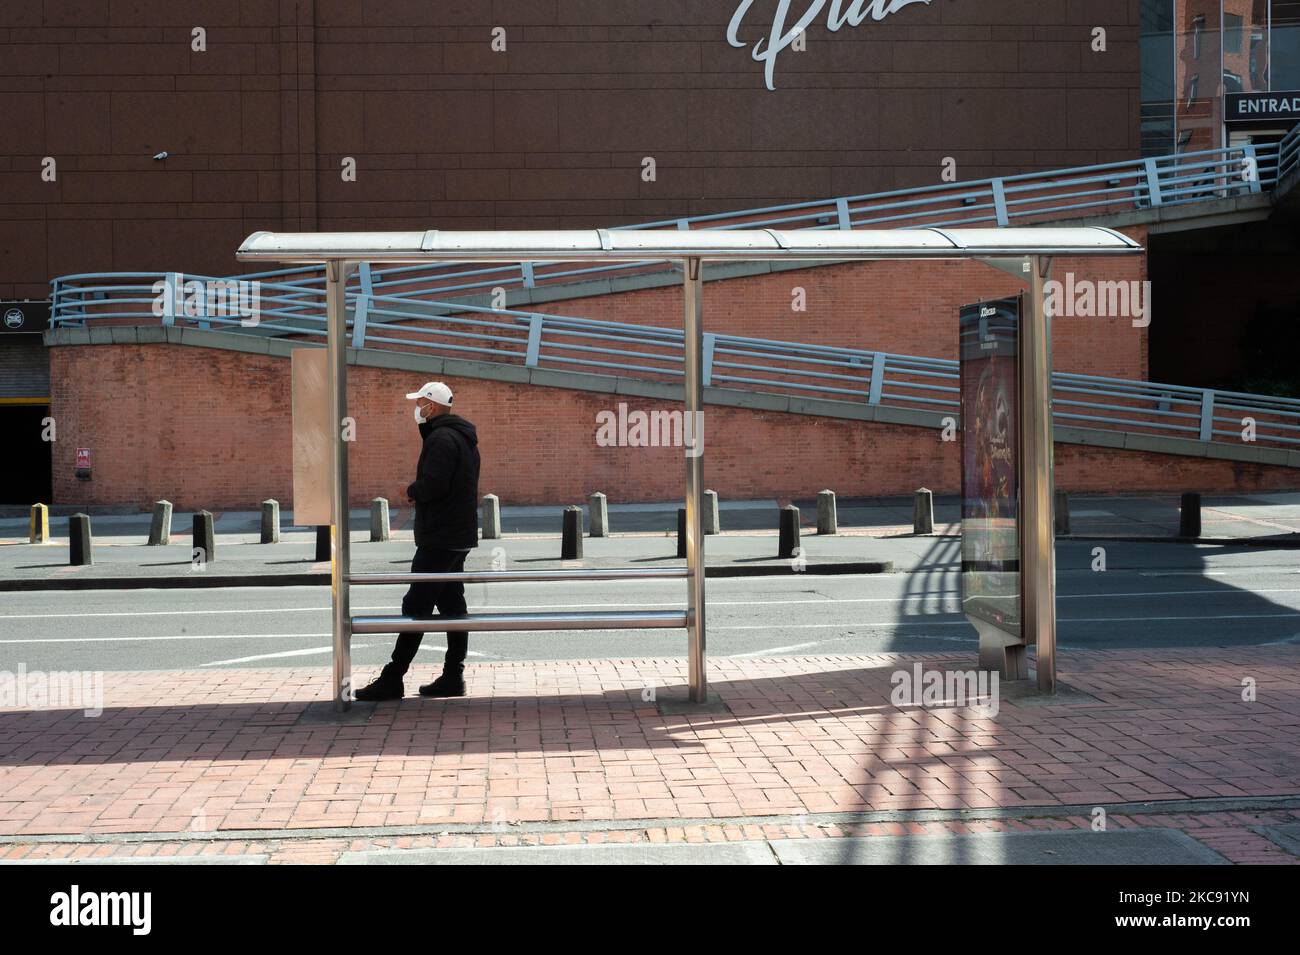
[47,127,1300,453]
[46,275,1300,451]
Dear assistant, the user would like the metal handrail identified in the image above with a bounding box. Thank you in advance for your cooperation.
[46,129,1300,454]
[350,568,690,584]
[351,610,688,634]
[48,274,1300,448]
[51,130,1299,314]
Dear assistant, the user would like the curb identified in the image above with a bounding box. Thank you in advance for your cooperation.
[1061,534,1300,548]
[0,561,894,592]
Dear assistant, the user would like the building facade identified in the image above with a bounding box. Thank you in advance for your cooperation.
[4,1,1300,507]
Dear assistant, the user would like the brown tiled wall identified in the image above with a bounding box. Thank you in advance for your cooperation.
[2,0,1141,297]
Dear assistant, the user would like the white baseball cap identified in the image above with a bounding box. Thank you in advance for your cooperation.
[405,381,453,406]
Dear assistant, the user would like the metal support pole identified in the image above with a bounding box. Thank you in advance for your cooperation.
[1022,257,1057,693]
[683,257,707,702]
[326,259,354,711]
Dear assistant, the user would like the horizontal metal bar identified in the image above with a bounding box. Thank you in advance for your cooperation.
[351,610,688,633]
[350,568,690,584]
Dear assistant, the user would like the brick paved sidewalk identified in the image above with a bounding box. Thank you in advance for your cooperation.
[1,648,1298,862]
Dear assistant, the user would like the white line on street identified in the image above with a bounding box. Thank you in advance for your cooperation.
[4,587,1300,620]
[728,641,825,657]
[200,645,373,667]
[3,610,1300,646]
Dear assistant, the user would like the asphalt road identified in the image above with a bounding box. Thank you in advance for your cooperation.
[2,541,1298,673]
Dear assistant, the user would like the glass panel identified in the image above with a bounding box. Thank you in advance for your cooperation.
[1273,0,1300,90]
[1221,2,1269,93]
[1141,0,1176,155]
[1176,2,1223,152]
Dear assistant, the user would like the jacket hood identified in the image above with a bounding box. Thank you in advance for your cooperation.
[422,413,478,446]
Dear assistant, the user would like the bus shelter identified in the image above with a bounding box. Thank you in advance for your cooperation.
[237,227,1143,711]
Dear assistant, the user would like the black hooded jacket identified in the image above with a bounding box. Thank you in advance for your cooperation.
[407,413,480,550]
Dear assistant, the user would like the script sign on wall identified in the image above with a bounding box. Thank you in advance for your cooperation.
[727,0,936,90]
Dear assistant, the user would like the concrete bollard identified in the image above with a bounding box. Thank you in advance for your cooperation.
[260,499,280,544]
[816,489,838,535]
[561,506,584,560]
[703,489,720,535]
[778,504,800,559]
[481,494,501,540]
[192,510,215,563]
[147,500,173,546]
[913,488,935,535]
[1179,492,1202,538]
[315,525,331,561]
[677,508,687,558]
[1054,489,1070,536]
[370,497,390,542]
[69,513,93,566]
[29,503,49,544]
[589,492,609,538]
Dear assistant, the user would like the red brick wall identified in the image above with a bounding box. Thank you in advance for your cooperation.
[49,339,1295,510]
[522,233,1151,378]
[1,0,1142,298]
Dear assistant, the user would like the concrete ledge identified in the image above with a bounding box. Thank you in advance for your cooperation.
[354,346,442,374]
[1205,440,1293,466]
[613,377,684,401]
[528,366,622,394]
[1062,192,1273,235]
[178,325,273,356]
[443,355,527,383]
[1121,431,1210,458]
[1056,424,1128,449]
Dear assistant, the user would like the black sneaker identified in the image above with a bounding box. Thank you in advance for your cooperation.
[419,670,465,698]
[354,666,404,702]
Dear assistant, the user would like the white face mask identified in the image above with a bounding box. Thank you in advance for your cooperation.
[414,405,427,423]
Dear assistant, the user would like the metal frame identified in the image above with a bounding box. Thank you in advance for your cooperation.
[238,226,1142,710]
[49,271,1300,450]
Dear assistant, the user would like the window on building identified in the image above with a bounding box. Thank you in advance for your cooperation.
[1224,13,1243,54]
[1140,0,1175,155]
[1193,14,1205,58]
[1274,1,1300,90]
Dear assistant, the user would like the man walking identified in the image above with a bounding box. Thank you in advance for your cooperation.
[355,381,480,701]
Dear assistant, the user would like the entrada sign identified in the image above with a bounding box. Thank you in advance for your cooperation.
[1225,91,1300,122]
[727,0,935,90]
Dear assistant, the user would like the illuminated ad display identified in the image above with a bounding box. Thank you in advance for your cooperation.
[959,294,1022,637]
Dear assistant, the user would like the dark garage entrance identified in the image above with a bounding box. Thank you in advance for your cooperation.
[1,302,52,506]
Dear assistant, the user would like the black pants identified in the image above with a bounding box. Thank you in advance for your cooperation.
[388,546,469,676]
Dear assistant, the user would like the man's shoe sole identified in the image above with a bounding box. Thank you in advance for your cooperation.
[354,687,403,702]
[418,686,465,698]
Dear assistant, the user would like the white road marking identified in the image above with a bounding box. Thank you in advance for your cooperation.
[200,645,373,667]
[197,644,493,666]
[3,610,1300,646]
[728,641,825,657]
[5,587,1300,620]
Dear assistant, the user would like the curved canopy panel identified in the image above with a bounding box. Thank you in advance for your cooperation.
[237,226,1142,265]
